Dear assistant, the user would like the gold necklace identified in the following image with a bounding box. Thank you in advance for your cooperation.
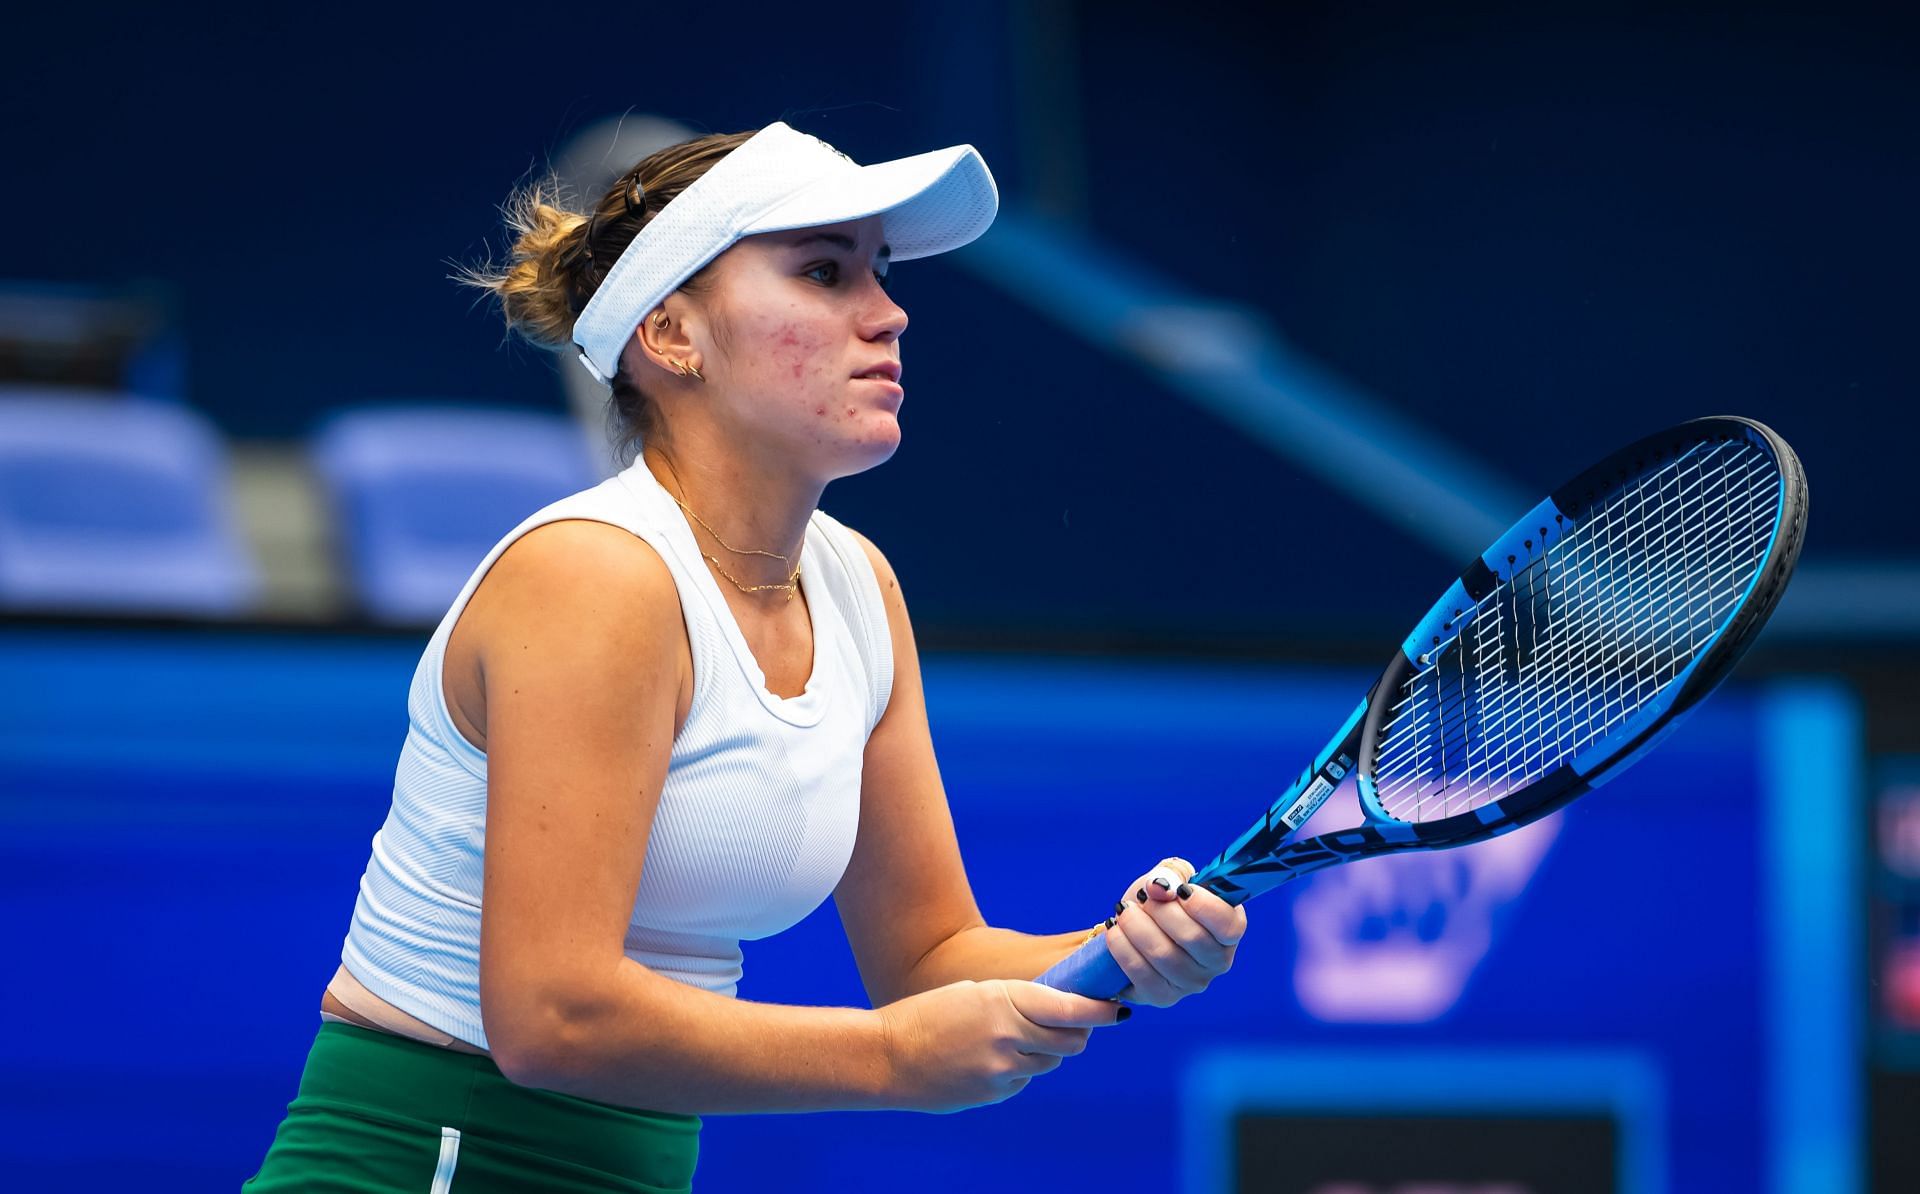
[699,552,801,599]
[658,460,802,600]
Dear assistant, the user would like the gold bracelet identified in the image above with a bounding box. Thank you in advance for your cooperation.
[1080,923,1107,945]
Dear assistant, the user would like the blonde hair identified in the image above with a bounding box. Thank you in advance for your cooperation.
[459,130,756,460]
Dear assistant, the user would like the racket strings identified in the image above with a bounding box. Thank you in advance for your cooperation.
[1372,437,1779,823]
[1384,445,1777,817]
[1373,455,1758,775]
[1381,444,1777,818]
[1374,440,1760,752]
[1377,463,1769,821]
[1493,451,1771,785]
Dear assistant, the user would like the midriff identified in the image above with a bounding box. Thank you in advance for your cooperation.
[319,964,489,1057]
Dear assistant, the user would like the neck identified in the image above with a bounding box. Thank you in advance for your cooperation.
[641,438,821,599]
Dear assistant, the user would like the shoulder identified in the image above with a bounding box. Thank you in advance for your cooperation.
[468,518,683,659]
[493,517,676,597]
[840,525,901,599]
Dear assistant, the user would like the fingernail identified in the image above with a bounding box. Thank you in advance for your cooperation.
[1114,900,1127,916]
[1177,883,1193,900]
[1151,877,1171,892]
[1103,915,1116,929]
[1114,1005,1132,1022]
[1136,886,1148,902]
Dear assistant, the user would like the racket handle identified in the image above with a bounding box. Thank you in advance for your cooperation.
[1034,931,1130,999]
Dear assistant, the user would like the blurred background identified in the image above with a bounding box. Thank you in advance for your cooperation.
[1,0,1913,1190]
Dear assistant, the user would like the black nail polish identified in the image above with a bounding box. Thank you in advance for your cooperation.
[1114,900,1127,916]
[1151,877,1171,892]
[1136,886,1148,902]
[1103,915,1116,929]
[1177,883,1193,900]
[1114,1005,1132,1022]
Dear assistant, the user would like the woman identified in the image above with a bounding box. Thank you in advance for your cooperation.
[246,122,1247,1192]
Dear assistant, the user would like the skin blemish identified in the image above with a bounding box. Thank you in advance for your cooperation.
[815,406,827,416]
[769,321,824,381]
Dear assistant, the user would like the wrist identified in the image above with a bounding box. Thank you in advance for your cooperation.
[865,1005,905,1109]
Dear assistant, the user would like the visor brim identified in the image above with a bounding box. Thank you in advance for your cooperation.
[744,144,999,261]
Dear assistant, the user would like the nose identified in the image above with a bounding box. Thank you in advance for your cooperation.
[863,281,908,341]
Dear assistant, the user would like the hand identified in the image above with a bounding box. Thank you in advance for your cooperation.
[1105,857,1247,1007]
[877,978,1125,1113]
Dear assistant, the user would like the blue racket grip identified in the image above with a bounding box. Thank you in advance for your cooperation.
[1034,931,1130,999]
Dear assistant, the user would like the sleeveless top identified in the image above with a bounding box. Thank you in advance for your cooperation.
[339,460,894,1050]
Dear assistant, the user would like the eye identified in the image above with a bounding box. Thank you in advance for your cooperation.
[804,259,892,291]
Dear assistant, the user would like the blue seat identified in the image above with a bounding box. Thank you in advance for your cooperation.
[312,405,602,624]
[0,391,258,615]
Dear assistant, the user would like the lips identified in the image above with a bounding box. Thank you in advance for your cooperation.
[853,361,903,384]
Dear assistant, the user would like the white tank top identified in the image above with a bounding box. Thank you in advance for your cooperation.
[340,460,894,1050]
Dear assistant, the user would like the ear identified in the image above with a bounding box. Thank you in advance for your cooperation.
[629,303,700,381]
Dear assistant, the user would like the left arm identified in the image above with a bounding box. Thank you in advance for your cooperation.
[832,532,1245,1007]
[833,530,1084,1005]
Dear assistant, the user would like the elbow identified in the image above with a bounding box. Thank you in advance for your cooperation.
[489,1031,568,1091]
[483,988,613,1092]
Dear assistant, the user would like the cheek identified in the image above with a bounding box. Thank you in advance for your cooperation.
[766,321,831,382]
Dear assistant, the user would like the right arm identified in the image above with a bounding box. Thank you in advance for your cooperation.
[470,520,1115,1115]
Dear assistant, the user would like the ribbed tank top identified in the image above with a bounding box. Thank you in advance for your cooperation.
[340,460,894,1050]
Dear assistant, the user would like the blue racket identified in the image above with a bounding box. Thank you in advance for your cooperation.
[1037,415,1807,998]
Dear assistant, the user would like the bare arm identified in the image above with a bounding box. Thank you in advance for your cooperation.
[834,531,1248,1008]
[471,520,1116,1114]
[834,531,1095,1005]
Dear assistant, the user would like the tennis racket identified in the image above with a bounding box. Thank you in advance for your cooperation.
[1037,415,1807,997]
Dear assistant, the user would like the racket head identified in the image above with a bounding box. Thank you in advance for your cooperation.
[1192,417,1806,903]
[1352,415,1807,844]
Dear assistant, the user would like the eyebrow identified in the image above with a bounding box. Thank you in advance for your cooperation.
[788,231,892,260]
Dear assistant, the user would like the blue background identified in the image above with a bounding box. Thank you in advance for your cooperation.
[3,0,1912,641]
[0,0,1901,1187]
[0,628,1844,1192]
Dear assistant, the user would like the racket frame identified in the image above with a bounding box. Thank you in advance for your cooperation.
[1200,416,1806,904]
[1036,417,1806,995]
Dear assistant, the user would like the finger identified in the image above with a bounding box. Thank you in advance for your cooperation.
[1122,867,1182,911]
[1109,902,1217,1004]
[1006,979,1130,1028]
[1175,881,1250,947]
[1102,912,1182,1006]
[1014,1050,1067,1079]
[1139,896,1235,973]
[1017,1024,1092,1059]
[1143,861,1186,903]
[1121,906,1213,990]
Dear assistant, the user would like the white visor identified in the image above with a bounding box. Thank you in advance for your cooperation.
[570,121,999,385]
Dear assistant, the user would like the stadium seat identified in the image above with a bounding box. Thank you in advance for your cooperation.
[312,405,602,624]
[0,391,259,615]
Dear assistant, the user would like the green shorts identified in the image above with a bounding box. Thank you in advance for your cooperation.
[243,1022,701,1193]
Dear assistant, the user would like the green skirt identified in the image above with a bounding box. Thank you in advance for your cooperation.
[244,1022,700,1193]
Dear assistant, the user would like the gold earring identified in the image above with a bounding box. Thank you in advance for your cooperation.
[674,360,704,381]
[651,311,669,329]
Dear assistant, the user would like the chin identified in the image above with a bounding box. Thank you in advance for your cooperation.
[830,417,903,479]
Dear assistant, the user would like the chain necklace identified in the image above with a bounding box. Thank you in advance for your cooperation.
[698,551,801,599]
[658,459,802,601]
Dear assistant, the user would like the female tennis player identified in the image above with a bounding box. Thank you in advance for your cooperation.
[244,122,1248,1192]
